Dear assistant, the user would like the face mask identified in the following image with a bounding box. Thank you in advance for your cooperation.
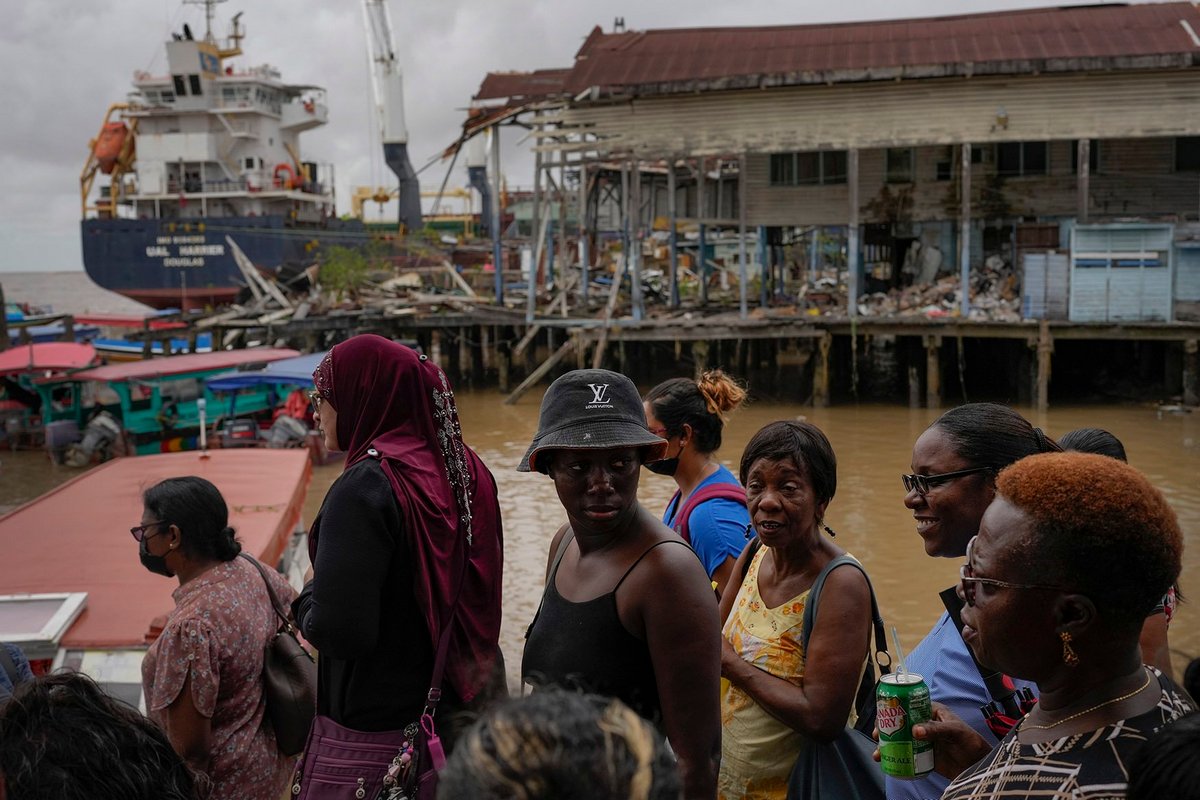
[645,442,684,476]
[139,537,175,578]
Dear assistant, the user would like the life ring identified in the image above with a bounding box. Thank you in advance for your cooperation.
[274,163,295,189]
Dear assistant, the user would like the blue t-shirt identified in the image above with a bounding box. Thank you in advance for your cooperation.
[663,465,750,578]
[0,642,34,704]
[885,611,1036,800]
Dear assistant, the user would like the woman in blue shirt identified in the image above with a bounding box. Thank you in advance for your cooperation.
[644,370,749,596]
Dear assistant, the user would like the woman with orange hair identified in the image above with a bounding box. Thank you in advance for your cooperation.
[921,452,1194,799]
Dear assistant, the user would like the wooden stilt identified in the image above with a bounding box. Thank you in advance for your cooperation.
[1035,320,1053,413]
[1184,339,1199,406]
[925,334,942,409]
[908,365,921,408]
[813,333,832,408]
[504,337,576,405]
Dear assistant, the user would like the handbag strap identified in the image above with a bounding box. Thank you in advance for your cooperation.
[238,553,293,630]
[800,555,890,676]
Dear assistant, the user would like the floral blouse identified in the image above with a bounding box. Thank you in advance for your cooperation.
[142,557,297,800]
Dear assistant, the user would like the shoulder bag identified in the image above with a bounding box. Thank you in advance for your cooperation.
[288,542,469,800]
[239,553,318,757]
[786,555,889,800]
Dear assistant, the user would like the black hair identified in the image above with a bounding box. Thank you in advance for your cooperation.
[143,476,241,562]
[437,690,681,800]
[930,403,1060,472]
[738,420,837,506]
[1127,712,1200,800]
[644,370,747,455]
[1058,427,1127,462]
[0,672,202,800]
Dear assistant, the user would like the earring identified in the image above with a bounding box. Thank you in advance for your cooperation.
[1060,631,1079,667]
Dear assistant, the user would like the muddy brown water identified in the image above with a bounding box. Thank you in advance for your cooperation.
[3,396,1197,686]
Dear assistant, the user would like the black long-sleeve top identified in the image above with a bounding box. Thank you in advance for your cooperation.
[293,459,459,732]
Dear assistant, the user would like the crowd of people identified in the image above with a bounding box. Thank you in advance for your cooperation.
[0,333,1195,800]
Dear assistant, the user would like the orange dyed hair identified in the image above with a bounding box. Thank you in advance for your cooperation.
[996,452,1182,627]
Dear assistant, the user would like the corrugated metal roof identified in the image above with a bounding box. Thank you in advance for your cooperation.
[474,68,570,101]
[564,3,1200,95]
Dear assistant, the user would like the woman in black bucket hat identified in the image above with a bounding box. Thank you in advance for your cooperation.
[519,369,722,800]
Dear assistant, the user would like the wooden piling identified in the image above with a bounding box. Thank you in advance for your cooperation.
[813,333,832,408]
[1035,321,1053,413]
[505,337,576,405]
[908,365,921,408]
[925,334,942,409]
[1183,338,1198,407]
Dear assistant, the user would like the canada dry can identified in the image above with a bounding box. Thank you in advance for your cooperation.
[877,672,934,779]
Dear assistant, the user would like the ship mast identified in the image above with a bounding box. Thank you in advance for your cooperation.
[183,0,226,44]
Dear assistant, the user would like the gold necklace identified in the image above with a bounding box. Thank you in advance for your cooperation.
[1020,668,1153,731]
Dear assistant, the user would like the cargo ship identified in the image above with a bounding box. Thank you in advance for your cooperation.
[79,1,365,309]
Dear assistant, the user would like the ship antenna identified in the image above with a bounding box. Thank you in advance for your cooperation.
[183,0,227,44]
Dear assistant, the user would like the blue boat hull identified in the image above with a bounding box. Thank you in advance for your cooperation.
[80,215,367,308]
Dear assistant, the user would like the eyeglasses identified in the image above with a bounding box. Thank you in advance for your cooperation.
[307,389,323,416]
[130,521,167,542]
[902,466,992,496]
[959,536,1063,607]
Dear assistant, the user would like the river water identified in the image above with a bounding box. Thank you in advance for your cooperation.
[4,394,1196,684]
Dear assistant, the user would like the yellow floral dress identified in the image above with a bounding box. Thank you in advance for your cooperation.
[718,545,858,800]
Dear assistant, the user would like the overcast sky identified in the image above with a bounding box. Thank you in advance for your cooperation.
[1,0,1125,273]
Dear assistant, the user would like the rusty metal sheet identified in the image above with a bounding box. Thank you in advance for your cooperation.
[474,69,570,101]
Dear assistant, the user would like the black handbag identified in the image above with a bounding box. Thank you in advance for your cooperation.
[786,555,889,800]
[240,553,317,757]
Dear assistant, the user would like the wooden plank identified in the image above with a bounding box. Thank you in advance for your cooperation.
[442,261,477,297]
[504,337,576,405]
[513,324,542,359]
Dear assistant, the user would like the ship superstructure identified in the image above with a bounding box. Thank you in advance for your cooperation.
[80,1,362,308]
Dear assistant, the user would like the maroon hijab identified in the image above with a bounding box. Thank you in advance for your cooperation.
[312,334,503,702]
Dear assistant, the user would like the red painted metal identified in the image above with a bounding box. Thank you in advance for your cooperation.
[0,343,98,375]
[67,347,300,383]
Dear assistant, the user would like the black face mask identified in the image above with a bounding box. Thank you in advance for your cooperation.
[139,537,175,578]
[645,442,683,477]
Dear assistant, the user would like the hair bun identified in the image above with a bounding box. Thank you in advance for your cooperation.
[220,526,236,539]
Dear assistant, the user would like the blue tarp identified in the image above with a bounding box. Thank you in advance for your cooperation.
[205,351,326,392]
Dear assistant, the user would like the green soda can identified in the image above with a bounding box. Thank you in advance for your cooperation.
[877,672,934,779]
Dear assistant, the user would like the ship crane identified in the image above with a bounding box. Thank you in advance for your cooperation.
[362,0,422,232]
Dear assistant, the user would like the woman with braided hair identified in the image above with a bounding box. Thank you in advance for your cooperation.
[437,689,681,799]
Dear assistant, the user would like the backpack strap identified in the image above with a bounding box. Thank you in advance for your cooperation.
[940,586,1021,717]
[674,483,748,544]
[0,645,21,687]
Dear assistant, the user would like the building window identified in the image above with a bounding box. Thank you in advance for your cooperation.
[996,141,1048,176]
[188,75,202,95]
[172,75,187,96]
[1070,140,1100,174]
[1175,137,1200,171]
[769,151,848,186]
[886,148,915,183]
[244,157,255,169]
[935,161,952,181]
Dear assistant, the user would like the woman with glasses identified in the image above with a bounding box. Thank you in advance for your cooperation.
[136,475,297,800]
[925,452,1193,798]
[891,402,1058,800]
[643,370,750,596]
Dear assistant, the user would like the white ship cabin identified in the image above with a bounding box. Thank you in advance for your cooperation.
[118,35,336,221]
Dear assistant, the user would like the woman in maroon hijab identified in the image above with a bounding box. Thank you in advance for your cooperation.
[294,335,504,745]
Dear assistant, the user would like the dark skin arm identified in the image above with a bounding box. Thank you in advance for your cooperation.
[718,540,756,623]
[163,672,213,775]
[711,554,736,598]
[720,559,872,743]
[623,541,722,800]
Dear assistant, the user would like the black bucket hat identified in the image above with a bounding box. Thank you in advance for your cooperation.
[518,369,668,473]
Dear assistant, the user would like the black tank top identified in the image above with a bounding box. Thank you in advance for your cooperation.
[522,535,685,725]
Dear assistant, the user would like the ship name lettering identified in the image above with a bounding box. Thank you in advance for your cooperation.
[164,257,206,267]
[178,245,225,256]
[146,246,170,257]
[171,235,207,244]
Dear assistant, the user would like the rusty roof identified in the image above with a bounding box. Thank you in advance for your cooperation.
[474,68,570,102]
[563,3,1200,96]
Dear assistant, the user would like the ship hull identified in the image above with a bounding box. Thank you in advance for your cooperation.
[81,216,367,309]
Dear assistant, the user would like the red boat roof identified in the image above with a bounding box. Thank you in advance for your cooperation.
[0,343,98,375]
[0,449,312,649]
[69,348,299,382]
[74,314,187,331]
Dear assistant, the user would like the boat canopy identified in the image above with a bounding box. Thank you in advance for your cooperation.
[0,342,99,375]
[0,449,311,650]
[66,347,299,383]
[205,351,326,391]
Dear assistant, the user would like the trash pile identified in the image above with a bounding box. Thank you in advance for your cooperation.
[849,256,1022,321]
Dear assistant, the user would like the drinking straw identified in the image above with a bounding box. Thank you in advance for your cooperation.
[891,625,908,677]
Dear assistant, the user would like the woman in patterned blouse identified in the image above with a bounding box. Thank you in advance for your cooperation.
[919,452,1194,800]
[137,476,297,800]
